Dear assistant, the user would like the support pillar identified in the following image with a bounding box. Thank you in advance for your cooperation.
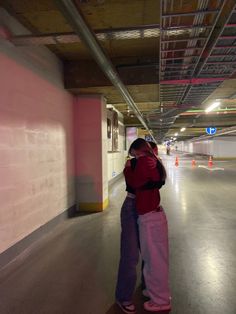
[74,95,108,212]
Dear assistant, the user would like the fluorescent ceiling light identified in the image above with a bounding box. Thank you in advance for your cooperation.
[106,104,113,108]
[174,132,178,136]
[180,127,186,132]
[205,101,220,113]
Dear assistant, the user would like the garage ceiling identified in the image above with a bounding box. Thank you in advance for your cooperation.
[1,0,236,142]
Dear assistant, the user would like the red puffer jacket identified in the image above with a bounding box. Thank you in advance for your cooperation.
[124,155,161,215]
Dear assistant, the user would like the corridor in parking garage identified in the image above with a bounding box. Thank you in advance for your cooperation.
[1,0,236,314]
[0,152,235,314]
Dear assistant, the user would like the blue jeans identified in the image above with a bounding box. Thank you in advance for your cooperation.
[115,196,140,302]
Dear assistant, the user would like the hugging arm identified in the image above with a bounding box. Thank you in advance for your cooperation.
[141,180,165,190]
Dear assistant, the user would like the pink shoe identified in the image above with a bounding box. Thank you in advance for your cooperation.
[144,300,171,312]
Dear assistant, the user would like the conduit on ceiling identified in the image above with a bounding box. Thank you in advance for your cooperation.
[54,0,155,141]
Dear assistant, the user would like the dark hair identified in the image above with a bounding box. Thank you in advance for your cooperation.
[128,138,153,156]
[157,158,167,182]
[129,138,166,181]
[148,141,157,150]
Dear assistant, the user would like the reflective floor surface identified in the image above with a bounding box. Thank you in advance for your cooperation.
[0,153,235,314]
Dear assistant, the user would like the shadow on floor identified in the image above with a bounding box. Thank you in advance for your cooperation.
[67,207,99,218]
[105,286,171,314]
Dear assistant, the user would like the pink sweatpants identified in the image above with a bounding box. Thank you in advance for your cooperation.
[138,208,171,305]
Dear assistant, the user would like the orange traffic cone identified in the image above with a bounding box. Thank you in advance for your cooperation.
[208,156,213,167]
[192,159,196,167]
[175,156,179,167]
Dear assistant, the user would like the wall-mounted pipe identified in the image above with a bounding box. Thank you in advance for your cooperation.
[54,0,155,141]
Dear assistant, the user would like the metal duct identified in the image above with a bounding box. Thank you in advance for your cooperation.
[54,0,155,141]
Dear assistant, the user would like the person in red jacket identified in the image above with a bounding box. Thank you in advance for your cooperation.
[124,138,171,312]
[116,141,165,314]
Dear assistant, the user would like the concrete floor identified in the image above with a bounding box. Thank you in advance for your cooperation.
[0,154,235,314]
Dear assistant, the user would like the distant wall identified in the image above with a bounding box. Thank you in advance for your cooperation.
[178,136,236,158]
[212,137,236,158]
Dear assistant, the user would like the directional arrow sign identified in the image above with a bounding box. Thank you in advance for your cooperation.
[206,127,217,135]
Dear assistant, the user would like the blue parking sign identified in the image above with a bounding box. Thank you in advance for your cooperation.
[145,135,153,141]
[206,127,217,135]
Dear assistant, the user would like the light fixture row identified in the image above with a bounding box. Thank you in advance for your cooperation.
[205,101,220,113]
[170,101,221,140]
[174,127,186,137]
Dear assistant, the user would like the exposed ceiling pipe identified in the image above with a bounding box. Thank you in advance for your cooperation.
[158,0,228,141]
[54,0,155,141]
[178,0,230,104]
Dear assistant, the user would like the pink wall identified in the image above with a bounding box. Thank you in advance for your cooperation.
[0,53,75,254]
[74,96,108,207]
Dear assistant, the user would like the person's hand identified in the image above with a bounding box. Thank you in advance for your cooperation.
[146,157,157,169]
[125,159,131,167]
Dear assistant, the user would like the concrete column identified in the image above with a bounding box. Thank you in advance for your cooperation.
[74,95,108,212]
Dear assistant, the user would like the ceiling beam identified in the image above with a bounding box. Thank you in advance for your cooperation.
[64,60,158,88]
[9,23,216,47]
[55,0,154,138]
[162,9,219,18]
[161,78,226,85]
[178,0,236,104]
[10,24,160,46]
[65,60,231,89]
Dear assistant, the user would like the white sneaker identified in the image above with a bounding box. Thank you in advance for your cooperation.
[144,300,171,312]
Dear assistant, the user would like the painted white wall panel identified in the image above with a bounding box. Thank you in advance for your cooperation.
[177,136,236,157]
